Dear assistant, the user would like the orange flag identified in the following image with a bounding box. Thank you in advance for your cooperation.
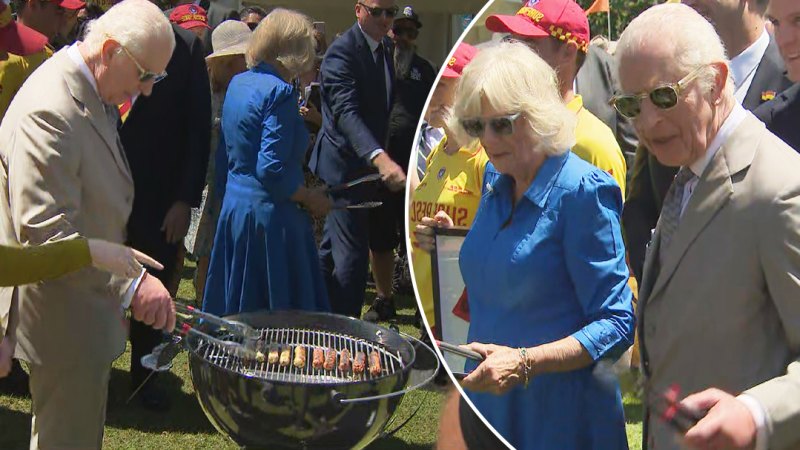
[585,0,609,14]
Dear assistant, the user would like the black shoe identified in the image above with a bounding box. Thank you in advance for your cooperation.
[133,379,171,412]
[0,359,30,397]
[362,296,396,323]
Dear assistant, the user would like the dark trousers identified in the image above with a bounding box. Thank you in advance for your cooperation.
[318,207,370,318]
[127,225,184,386]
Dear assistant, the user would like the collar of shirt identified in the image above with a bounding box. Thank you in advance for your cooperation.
[730,29,769,94]
[66,42,100,98]
[687,103,748,178]
[357,23,381,54]
[566,95,584,114]
[487,151,568,208]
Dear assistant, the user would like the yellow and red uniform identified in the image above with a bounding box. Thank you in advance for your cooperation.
[409,136,488,329]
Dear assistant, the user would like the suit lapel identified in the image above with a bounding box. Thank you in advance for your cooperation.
[646,114,762,303]
[742,36,790,111]
[60,50,132,183]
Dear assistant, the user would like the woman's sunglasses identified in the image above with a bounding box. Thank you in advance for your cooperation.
[357,2,399,19]
[610,66,707,119]
[460,113,521,139]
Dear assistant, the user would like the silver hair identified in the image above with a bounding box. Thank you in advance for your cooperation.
[448,41,576,156]
[246,8,316,76]
[616,3,734,99]
[83,0,175,57]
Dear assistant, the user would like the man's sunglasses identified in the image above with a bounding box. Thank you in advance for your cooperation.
[460,112,522,139]
[357,2,399,19]
[610,66,707,119]
[119,44,168,84]
[392,26,419,39]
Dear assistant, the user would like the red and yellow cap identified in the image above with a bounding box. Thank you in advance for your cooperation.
[486,0,590,53]
[442,42,477,79]
[169,4,210,30]
[0,0,48,56]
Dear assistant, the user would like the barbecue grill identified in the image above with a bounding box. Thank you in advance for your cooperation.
[185,310,438,449]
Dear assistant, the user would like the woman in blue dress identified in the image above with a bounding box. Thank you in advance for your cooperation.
[416,42,635,449]
[203,9,332,316]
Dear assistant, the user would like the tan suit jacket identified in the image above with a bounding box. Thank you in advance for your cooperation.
[639,113,800,450]
[0,49,134,368]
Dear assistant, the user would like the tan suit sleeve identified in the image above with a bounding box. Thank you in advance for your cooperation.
[744,181,800,450]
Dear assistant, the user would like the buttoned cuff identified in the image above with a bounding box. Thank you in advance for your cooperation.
[369,148,385,161]
[121,268,147,310]
[737,394,768,450]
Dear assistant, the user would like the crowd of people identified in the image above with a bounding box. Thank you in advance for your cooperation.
[412,0,800,449]
[0,0,438,447]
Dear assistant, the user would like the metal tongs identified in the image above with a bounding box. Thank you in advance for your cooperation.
[434,340,485,361]
[326,173,382,193]
[128,303,260,403]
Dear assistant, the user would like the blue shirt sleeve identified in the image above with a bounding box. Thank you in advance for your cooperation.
[256,90,304,201]
[564,171,635,361]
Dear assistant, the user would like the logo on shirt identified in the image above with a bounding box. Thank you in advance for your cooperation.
[410,67,421,81]
[761,90,776,102]
[437,167,446,180]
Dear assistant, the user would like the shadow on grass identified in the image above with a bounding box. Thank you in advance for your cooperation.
[0,404,32,448]
[104,368,218,435]
[625,396,644,425]
[367,435,431,450]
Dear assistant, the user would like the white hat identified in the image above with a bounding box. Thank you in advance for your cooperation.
[206,20,252,60]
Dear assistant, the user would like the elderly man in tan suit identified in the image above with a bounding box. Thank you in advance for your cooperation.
[614,4,800,450]
[0,0,177,448]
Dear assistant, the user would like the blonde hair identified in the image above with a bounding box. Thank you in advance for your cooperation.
[449,41,576,156]
[246,8,316,76]
[84,0,175,56]
[616,3,734,99]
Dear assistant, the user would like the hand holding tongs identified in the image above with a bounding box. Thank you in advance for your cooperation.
[435,340,485,361]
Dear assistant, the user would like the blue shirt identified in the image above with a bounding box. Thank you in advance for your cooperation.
[460,151,634,449]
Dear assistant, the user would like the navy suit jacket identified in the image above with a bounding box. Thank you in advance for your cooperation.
[309,23,394,186]
[754,83,800,152]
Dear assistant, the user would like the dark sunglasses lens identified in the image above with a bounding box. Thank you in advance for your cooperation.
[650,86,679,110]
[489,117,514,136]
[614,96,641,119]
[461,119,484,138]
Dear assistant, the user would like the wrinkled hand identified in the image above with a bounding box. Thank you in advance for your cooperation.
[372,152,406,192]
[131,273,176,332]
[88,239,164,277]
[0,337,13,379]
[302,187,333,217]
[413,211,454,252]
[161,201,191,244]
[460,342,525,395]
[681,388,756,450]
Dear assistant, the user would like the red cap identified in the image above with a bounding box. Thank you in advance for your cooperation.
[0,1,48,56]
[486,0,590,53]
[442,42,477,79]
[169,4,211,30]
[54,0,86,10]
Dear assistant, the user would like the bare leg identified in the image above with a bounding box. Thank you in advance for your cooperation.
[369,250,395,299]
[437,387,468,450]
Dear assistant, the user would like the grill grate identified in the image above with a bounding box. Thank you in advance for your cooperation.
[197,327,405,384]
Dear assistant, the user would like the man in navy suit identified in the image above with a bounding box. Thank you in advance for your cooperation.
[309,0,406,318]
[754,0,800,153]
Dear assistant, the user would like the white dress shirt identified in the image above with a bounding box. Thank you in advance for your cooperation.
[730,29,770,105]
[678,102,768,450]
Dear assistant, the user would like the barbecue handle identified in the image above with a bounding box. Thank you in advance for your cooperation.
[336,333,441,404]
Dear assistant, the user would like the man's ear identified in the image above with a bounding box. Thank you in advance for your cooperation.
[710,61,729,102]
[100,39,120,65]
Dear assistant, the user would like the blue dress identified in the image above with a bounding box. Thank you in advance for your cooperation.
[203,63,330,316]
[460,152,634,450]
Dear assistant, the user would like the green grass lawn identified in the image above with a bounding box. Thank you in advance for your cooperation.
[0,259,644,449]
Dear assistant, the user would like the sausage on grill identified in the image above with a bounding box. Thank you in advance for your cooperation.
[324,347,337,371]
[353,351,366,374]
[268,345,280,364]
[312,347,325,369]
[293,346,306,369]
[279,347,291,366]
[339,348,352,372]
[369,351,381,376]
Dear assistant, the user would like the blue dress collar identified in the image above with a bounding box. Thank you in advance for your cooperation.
[486,151,570,208]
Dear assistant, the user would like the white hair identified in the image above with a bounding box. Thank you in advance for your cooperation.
[616,3,734,99]
[84,0,175,57]
[448,41,576,156]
